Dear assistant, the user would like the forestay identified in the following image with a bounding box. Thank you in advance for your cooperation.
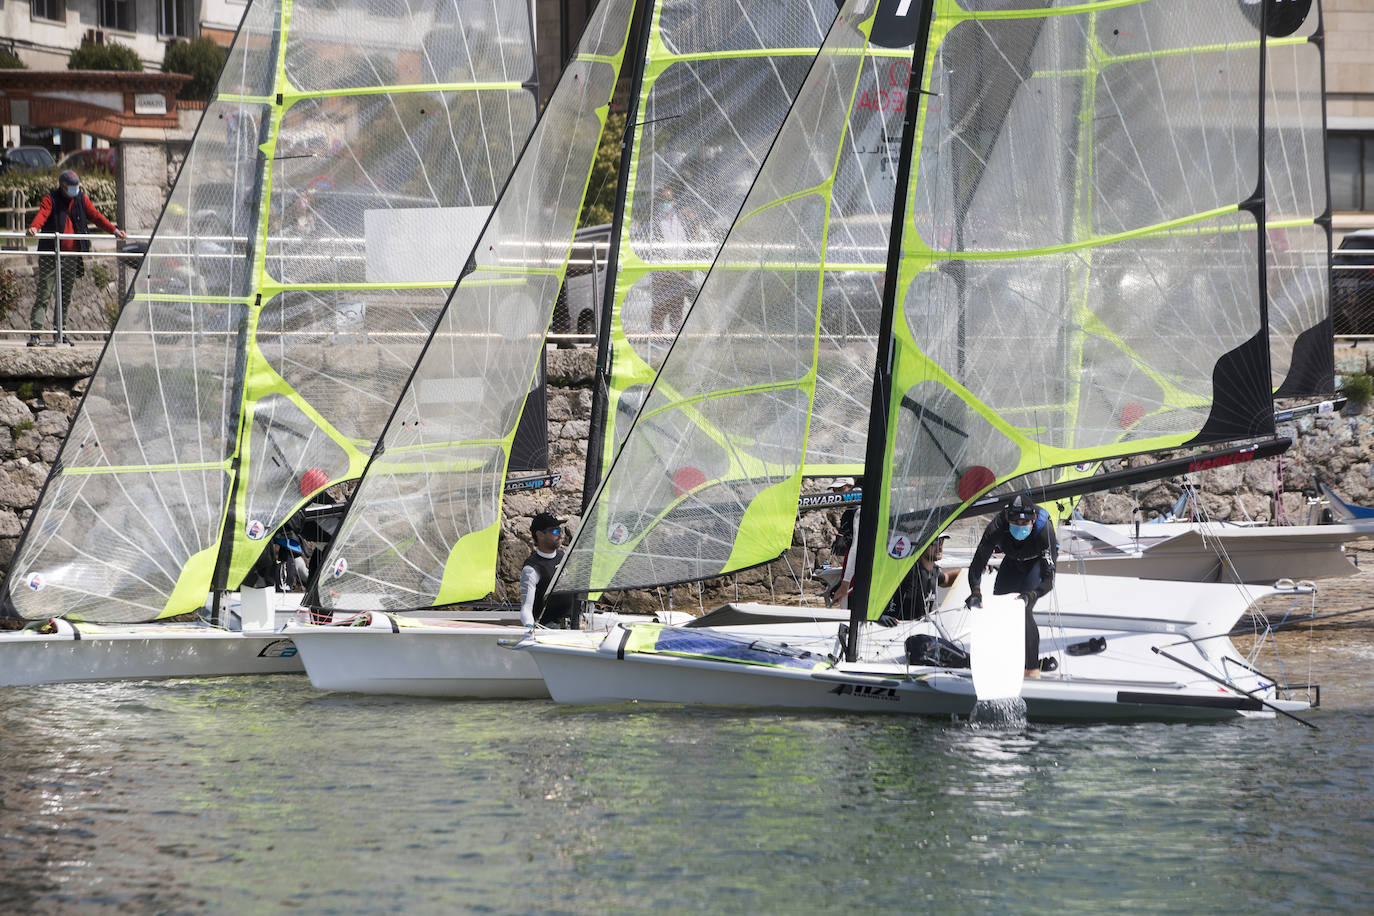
[309,0,638,612]
[4,0,539,622]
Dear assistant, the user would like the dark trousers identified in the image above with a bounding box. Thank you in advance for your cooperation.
[993,563,1043,670]
[31,254,78,331]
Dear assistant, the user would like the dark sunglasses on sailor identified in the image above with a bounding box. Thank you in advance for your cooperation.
[540,526,563,536]
[1009,509,1035,524]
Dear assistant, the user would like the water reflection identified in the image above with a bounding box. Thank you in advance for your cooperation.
[1,678,1373,913]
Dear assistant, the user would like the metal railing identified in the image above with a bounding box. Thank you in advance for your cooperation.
[1333,264,1374,339]
[1,224,618,346]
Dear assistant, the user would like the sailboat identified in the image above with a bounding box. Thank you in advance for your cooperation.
[0,0,542,686]
[285,0,845,696]
[515,0,1318,721]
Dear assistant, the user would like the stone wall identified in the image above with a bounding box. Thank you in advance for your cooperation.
[0,345,1371,612]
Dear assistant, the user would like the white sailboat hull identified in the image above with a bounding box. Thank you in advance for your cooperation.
[521,632,1308,723]
[286,619,548,698]
[518,575,1313,723]
[0,623,303,687]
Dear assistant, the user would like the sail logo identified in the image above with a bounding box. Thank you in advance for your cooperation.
[829,683,899,702]
[607,522,630,545]
[888,535,916,559]
[258,639,298,658]
[331,557,347,579]
[1187,449,1257,473]
[1074,462,1093,472]
[26,573,44,592]
[246,519,266,540]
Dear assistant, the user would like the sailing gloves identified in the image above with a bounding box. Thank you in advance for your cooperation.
[965,594,982,609]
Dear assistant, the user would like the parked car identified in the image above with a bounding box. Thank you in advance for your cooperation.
[1333,228,1374,336]
[56,147,117,174]
[0,145,56,172]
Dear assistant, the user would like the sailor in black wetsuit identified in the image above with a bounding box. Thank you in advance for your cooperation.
[964,492,1058,678]
[889,534,958,621]
[519,512,578,629]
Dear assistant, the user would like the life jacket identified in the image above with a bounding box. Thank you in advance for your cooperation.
[38,189,92,253]
[523,549,577,624]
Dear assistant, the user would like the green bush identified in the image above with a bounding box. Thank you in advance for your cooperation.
[162,37,225,102]
[0,49,26,69]
[68,40,143,72]
[579,110,625,229]
[0,169,117,223]
[1340,371,1373,409]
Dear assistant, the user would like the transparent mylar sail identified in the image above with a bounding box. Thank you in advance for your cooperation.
[862,0,1274,618]
[587,0,839,495]
[558,0,916,594]
[5,0,538,622]
[311,0,637,611]
[1266,0,1332,397]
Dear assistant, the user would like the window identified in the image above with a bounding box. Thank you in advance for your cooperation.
[99,0,136,31]
[159,0,192,36]
[31,0,63,21]
[1330,133,1374,213]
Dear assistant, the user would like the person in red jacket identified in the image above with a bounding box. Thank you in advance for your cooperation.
[26,169,126,346]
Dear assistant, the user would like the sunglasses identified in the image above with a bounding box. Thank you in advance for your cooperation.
[539,526,563,536]
[1009,512,1035,524]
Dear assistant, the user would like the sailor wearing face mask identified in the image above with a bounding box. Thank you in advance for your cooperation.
[963,491,1058,678]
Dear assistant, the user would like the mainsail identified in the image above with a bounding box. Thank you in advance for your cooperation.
[4,0,539,622]
[853,0,1278,621]
[558,0,917,594]
[1265,0,1331,397]
[582,0,842,505]
[308,0,638,612]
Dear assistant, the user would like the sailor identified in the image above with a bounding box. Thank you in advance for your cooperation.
[889,534,958,621]
[519,512,578,629]
[964,491,1058,678]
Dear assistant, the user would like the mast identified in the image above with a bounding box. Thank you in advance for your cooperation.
[580,0,657,512]
[845,1,934,661]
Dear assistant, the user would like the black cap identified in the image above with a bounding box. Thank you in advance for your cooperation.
[1007,491,1037,523]
[59,169,80,186]
[530,512,566,534]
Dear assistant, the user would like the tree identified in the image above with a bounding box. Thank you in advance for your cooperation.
[68,40,143,72]
[162,37,226,102]
[579,109,625,228]
[0,49,26,70]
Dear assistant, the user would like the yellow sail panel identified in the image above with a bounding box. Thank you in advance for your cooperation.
[314,0,639,611]
[558,0,919,595]
[863,0,1272,619]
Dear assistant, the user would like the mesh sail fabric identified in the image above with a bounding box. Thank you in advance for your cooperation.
[593,0,838,482]
[313,0,636,612]
[1266,1,1332,397]
[863,0,1272,619]
[4,0,539,623]
[558,0,916,595]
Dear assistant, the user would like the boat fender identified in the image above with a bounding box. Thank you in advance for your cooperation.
[905,634,970,669]
[1066,636,1107,656]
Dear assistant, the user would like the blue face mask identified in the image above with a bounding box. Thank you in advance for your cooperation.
[63,184,80,198]
[1009,523,1032,541]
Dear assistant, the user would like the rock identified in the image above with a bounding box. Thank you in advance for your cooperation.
[0,395,33,429]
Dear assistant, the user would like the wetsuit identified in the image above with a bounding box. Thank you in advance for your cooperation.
[967,508,1058,670]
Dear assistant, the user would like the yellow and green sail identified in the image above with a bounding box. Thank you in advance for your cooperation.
[558,0,918,595]
[5,0,540,622]
[585,0,844,504]
[310,0,639,611]
[857,0,1279,620]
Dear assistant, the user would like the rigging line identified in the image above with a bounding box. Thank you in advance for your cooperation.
[1151,646,1317,729]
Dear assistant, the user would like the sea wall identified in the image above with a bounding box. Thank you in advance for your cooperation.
[1,344,1371,610]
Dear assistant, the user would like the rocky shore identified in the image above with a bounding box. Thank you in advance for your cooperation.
[0,342,1371,610]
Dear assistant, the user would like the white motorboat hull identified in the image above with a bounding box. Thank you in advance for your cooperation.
[287,618,548,698]
[0,622,302,687]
